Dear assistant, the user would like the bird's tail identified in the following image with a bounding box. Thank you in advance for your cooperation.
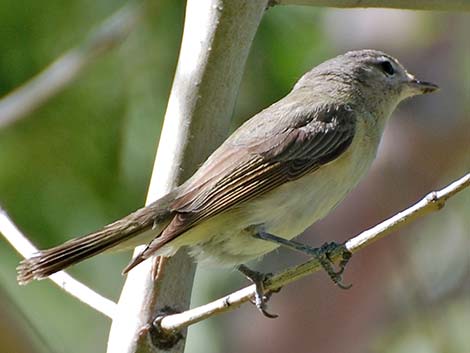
[17,197,174,285]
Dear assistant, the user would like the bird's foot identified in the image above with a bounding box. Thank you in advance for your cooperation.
[253,232,352,289]
[313,242,352,290]
[237,264,279,318]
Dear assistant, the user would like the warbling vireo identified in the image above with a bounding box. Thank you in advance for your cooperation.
[18,49,438,315]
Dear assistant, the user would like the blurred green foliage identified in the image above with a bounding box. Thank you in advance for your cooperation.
[0,0,185,351]
[0,1,468,353]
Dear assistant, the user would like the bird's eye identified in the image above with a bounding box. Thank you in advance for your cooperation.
[379,61,395,76]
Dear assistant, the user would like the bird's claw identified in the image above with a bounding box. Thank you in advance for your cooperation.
[238,265,279,319]
[315,242,353,290]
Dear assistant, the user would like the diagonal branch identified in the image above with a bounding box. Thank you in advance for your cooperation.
[274,0,470,12]
[155,173,470,332]
[0,207,117,319]
[0,0,143,129]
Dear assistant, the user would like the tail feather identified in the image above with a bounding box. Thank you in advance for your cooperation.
[17,227,144,285]
[17,195,175,285]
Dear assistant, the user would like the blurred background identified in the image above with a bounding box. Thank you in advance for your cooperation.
[0,1,468,353]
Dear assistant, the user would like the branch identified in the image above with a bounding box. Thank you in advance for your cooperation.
[106,1,270,352]
[0,0,143,129]
[155,173,470,332]
[274,0,470,11]
[0,207,117,319]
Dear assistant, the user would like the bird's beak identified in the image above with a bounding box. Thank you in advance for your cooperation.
[405,73,439,95]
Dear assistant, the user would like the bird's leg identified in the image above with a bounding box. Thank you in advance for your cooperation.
[253,232,352,289]
[237,264,279,319]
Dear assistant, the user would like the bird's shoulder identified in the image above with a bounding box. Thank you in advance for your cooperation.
[227,92,357,150]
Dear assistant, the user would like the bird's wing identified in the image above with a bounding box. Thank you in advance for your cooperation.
[123,102,356,272]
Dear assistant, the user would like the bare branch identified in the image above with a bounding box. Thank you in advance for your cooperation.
[345,173,470,252]
[274,0,470,11]
[0,1,143,129]
[0,208,117,319]
[156,173,470,332]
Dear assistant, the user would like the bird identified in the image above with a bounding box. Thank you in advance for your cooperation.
[17,49,438,316]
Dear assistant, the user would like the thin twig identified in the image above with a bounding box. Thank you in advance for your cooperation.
[0,0,143,129]
[276,0,470,11]
[157,173,470,332]
[0,208,117,319]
